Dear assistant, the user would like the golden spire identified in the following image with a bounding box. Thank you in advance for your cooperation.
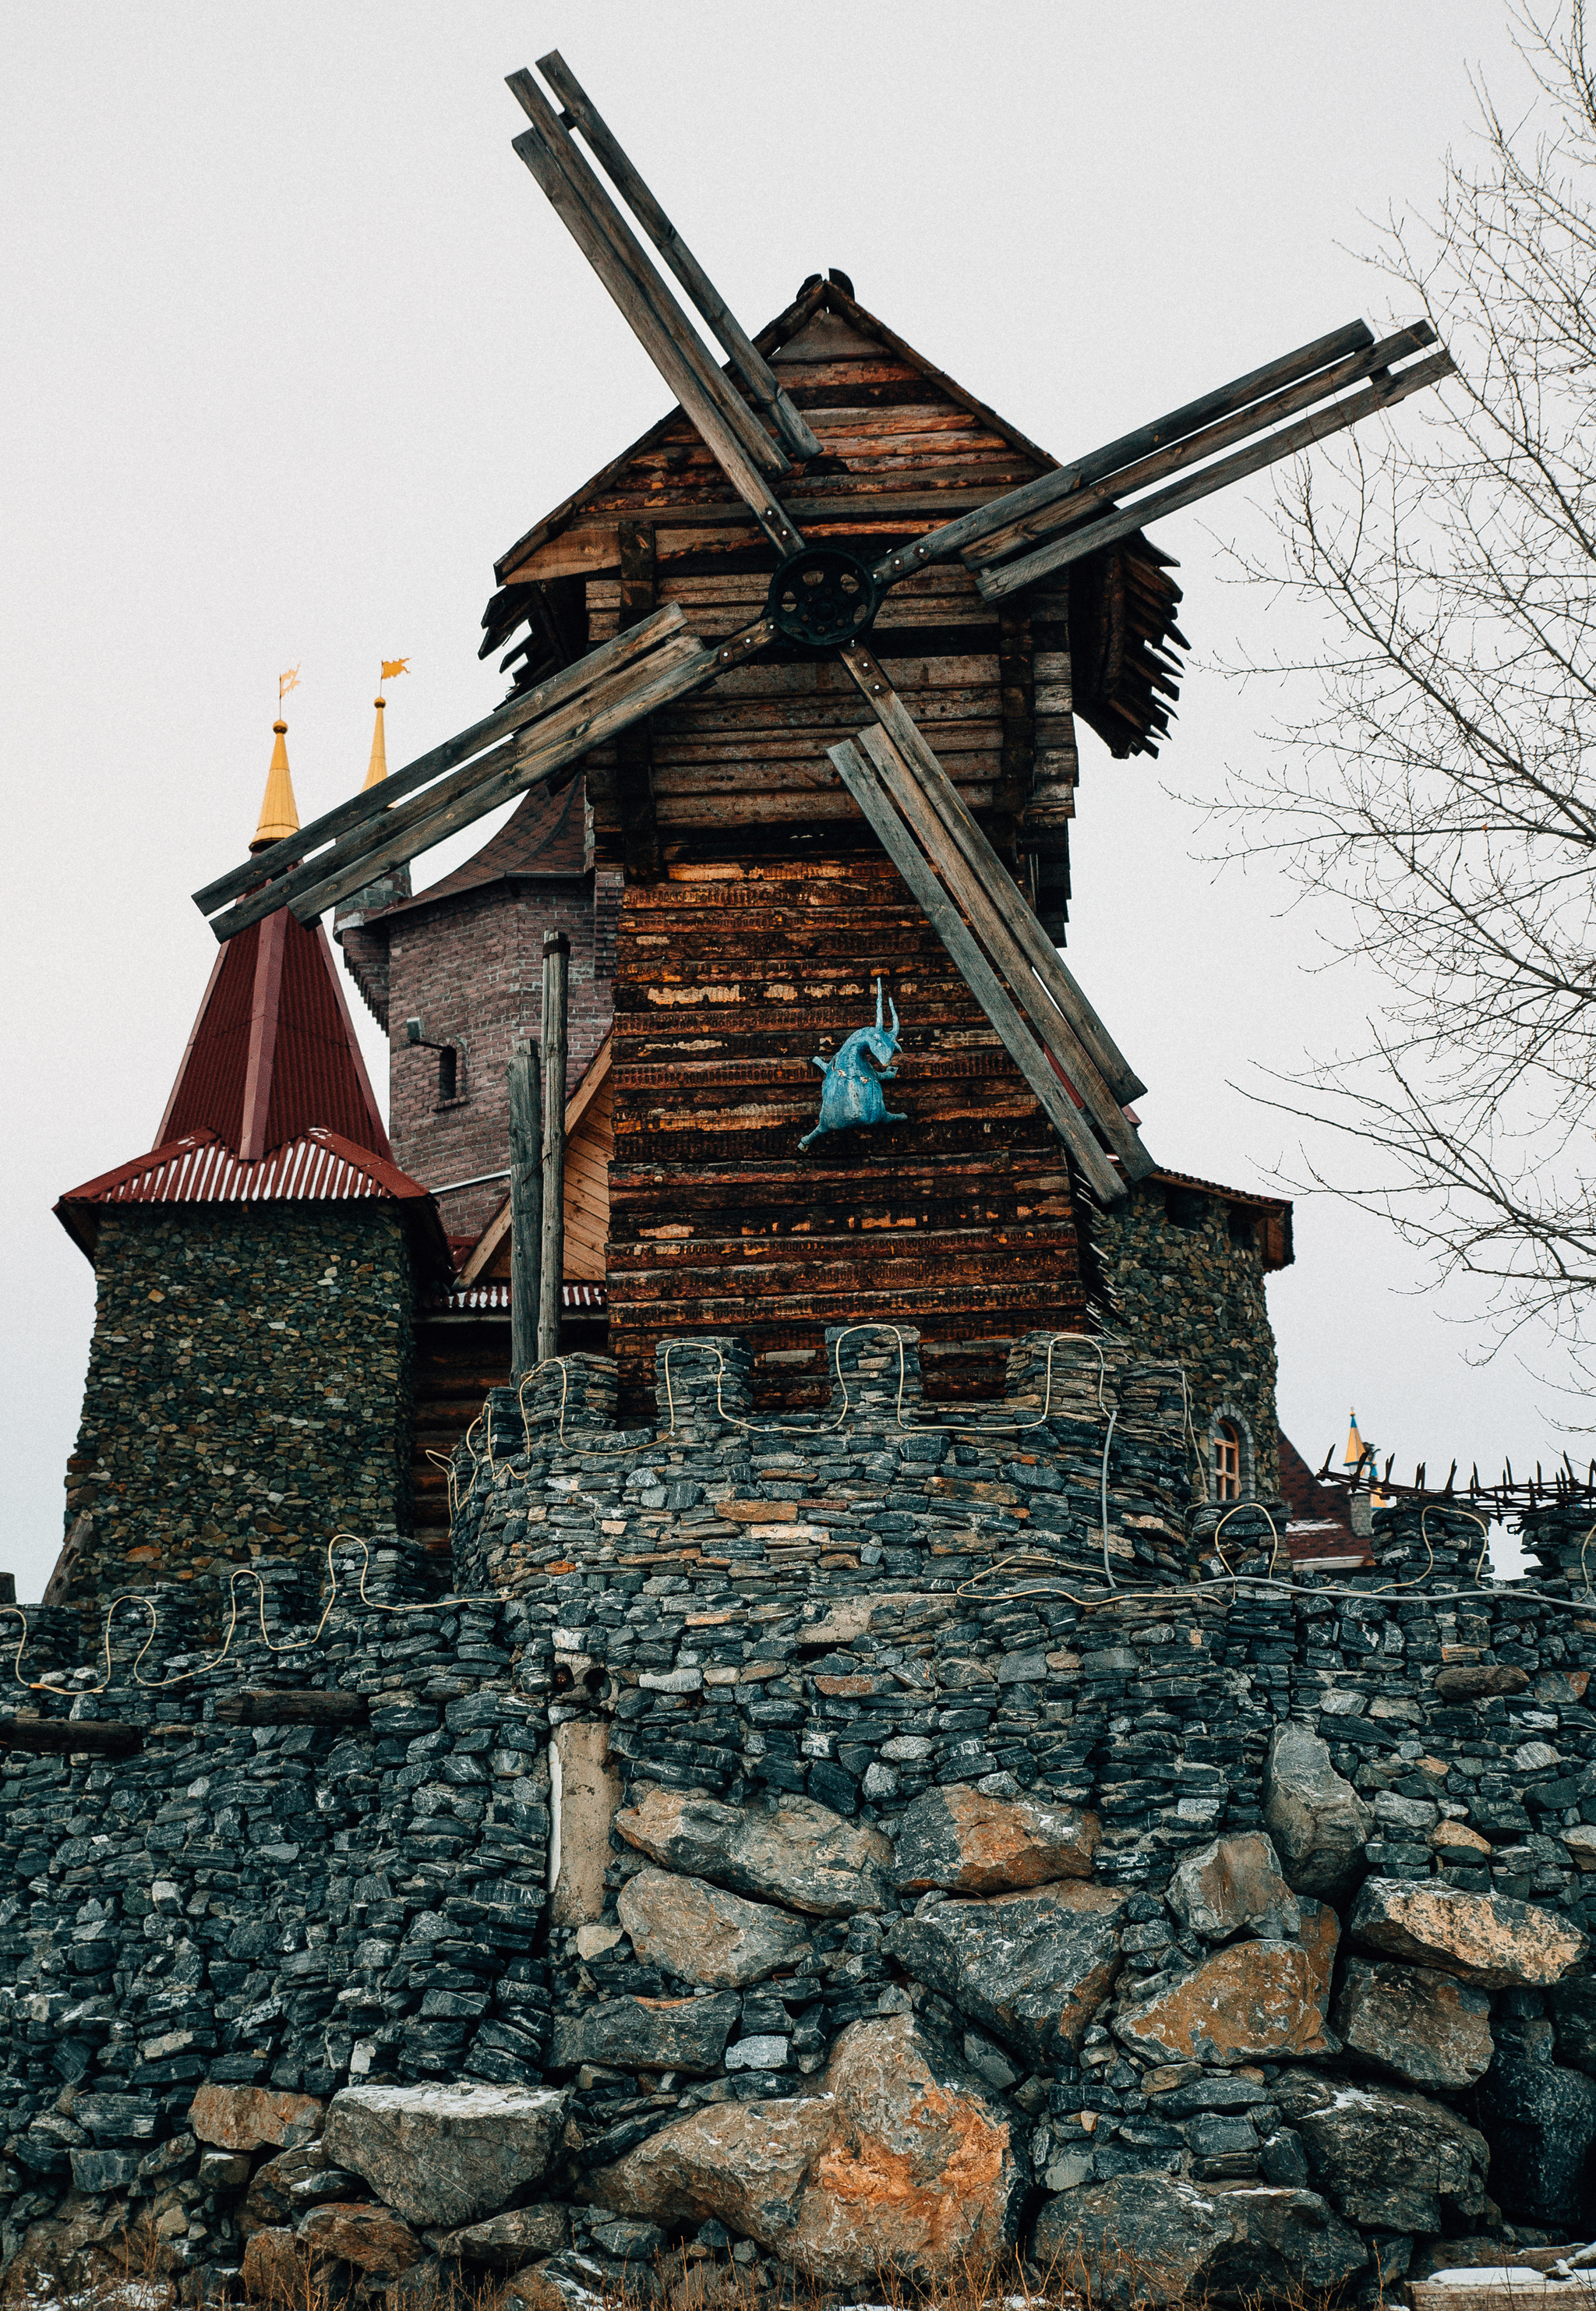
[363,659,408,791]
[250,687,302,853]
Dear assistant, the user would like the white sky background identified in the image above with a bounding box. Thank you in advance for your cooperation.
[2,1,1560,1603]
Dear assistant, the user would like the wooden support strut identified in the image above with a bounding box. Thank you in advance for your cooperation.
[616,521,661,878]
[538,932,570,1365]
[0,1716,143,1756]
[975,350,1456,602]
[531,50,821,464]
[825,738,1128,1208]
[195,603,691,927]
[836,640,1147,1108]
[267,619,775,935]
[212,1690,370,1728]
[507,1044,543,1380]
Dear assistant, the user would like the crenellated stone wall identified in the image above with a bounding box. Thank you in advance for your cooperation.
[3,1334,1595,2307]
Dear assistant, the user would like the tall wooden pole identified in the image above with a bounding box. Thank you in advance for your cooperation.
[538,931,570,1365]
[507,1044,542,1378]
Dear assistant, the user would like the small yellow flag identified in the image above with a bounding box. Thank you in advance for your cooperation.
[380,659,410,683]
[278,665,302,708]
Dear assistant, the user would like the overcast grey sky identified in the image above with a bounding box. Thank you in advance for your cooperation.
[3,2,1548,1601]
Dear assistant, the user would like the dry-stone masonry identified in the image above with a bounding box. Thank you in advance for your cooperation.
[4,1330,1596,2306]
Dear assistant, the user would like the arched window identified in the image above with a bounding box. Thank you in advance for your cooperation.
[1213,1419,1242,1500]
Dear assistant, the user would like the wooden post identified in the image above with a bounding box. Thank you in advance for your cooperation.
[538,931,570,1364]
[616,521,661,878]
[507,1043,543,1377]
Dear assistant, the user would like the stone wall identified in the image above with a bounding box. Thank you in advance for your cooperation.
[5,1336,1596,2307]
[383,871,620,1242]
[56,1207,416,1630]
[1090,1176,1282,1500]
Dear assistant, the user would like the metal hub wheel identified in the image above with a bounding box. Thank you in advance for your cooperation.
[766,546,882,648]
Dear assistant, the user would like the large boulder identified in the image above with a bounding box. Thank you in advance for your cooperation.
[322,2083,568,2229]
[891,1784,1099,1895]
[189,2083,323,2154]
[1033,2172,1365,2306]
[1273,2067,1489,2232]
[616,1869,812,1988]
[1263,1722,1370,1900]
[1167,1832,1300,1942]
[1114,1902,1337,2067]
[1351,1875,1587,1988]
[1333,1957,1493,2089]
[888,1882,1126,2065]
[615,1788,892,1916]
[548,1992,740,2076]
[591,2012,1025,2284]
[1472,2055,1596,2225]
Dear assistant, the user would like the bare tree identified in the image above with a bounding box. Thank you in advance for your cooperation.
[1214,3,1596,1379]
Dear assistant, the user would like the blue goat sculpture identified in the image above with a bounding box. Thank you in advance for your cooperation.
[799,977,906,1151]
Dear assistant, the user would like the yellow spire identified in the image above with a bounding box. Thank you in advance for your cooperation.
[364,659,408,790]
[250,717,301,853]
[1344,1408,1366,1471]
[363,695,388,790]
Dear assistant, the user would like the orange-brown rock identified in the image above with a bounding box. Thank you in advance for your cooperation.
[1114,1903,1339,2066]
[1350,1875,1587,1988]
[1167,1832,1299,1942]
[298,2202,423,2274]
[241,2227,310,2301]
[189,2083,322,2154]
[591,2012,1024,2284]
[616,1868,812,1988]
[891,1784,1100,1896]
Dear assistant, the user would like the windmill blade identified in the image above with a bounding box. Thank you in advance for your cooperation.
[277,617,772,931]
[533,50,821,465]
[828,733,1128,1208]
[838,641,1147,1111]
[195,610,769,940]
[195,606,690,927]
[865,318,1449,592]
[507,72,803,559]
[972,347,1454,602]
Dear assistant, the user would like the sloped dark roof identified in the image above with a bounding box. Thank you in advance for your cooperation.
[157,908,390,1162]
[369,775,589,923]
[1279,1432,1371,1565]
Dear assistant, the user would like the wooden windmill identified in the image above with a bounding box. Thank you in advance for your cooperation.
[195,53,1452,1416]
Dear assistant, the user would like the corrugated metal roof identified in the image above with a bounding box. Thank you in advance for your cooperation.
[55,1126,450,1276]
[157,907,390,1161]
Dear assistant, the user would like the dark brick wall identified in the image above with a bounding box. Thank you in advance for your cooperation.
[58,1206,415,1624]
[1088,1178,1280,1500]
[383,871,619,1239]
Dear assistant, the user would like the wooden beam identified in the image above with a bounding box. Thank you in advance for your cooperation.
[213,1689,370,1728]
[222,627,700,938]
[616,521,661,878]
[964,326,1439,573]
[856,721,1153,1183]
[870,318,1380,584]
[280,619,775,931]
[508,1044,543,1379]
[507,101,803,560]
[837,639,1147,1106]
[194,603,690,922]
[825,740,1126,1207]
[976,351,1456,602]
[532,51,822,465]
[538,934,570,1362]
[0,1716,143,1757]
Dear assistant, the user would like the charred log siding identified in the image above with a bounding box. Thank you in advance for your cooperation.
[606,857,1089,1421]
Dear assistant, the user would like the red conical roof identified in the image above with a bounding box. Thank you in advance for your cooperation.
[156,908,391,1163]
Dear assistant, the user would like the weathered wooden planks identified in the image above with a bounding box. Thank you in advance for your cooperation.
[606,857,1091,1419]
[0,1716,143,1757]
[213,1690,370,1728]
